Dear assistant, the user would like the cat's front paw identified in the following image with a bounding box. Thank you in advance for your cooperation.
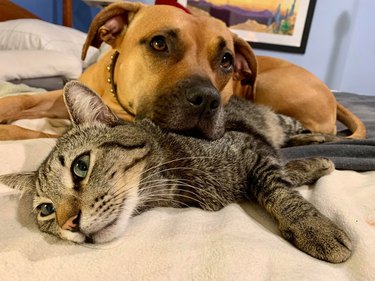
[308,157,335,177]
[284,157,335,186]
[281,215,352,263]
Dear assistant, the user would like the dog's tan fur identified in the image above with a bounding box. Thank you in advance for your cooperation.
[0,2,366,140]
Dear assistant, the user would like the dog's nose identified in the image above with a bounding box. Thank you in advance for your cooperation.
[186,88,220,117]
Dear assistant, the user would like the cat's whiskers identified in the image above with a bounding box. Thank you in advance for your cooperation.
[138,156,214,182]
[134,194,198,213]
[108,163,214,200]
[104,182,198,214]
[96,162,185,199]
[140,156,212,175]
[137,194,191,208]
[101,156,221,208]
[107,167,226,212]
[140,178,225,207]
[137,184,209,209]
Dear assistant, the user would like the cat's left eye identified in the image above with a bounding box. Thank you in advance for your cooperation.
[38,203,55,217]
[72,154,90,180]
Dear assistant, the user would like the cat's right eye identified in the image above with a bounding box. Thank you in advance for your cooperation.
[72,154,90,180]
[38,203,55,217]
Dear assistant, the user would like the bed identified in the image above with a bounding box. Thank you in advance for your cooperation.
[0,0,99,90]
[1,2,375,281]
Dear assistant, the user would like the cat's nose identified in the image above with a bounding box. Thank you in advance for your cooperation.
[62,211,81,232]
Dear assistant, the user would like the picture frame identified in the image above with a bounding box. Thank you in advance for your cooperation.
[187,0,317,54]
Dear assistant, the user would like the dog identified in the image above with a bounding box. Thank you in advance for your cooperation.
[0,1,366,140]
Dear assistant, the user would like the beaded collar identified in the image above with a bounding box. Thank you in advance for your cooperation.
[107,51,135,117]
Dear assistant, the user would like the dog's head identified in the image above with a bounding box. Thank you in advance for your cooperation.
[82,2,257,140]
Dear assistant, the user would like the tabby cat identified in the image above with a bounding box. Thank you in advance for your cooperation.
[0,81,351,263]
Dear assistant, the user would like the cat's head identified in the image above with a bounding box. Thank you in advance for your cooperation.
[0,81,151,243]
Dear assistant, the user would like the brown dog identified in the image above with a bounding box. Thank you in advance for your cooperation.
[0,2,366,140]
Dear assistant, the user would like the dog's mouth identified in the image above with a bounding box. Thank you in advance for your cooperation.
[170,114,225,140]
[192,111,226,140]
[141,77,226,140]
[143,95,226,140]
[140,112,225,140]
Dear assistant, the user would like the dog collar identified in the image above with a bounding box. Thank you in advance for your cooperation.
[107,51,135,117]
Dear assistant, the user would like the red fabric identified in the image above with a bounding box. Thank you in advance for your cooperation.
[155,0,191,14]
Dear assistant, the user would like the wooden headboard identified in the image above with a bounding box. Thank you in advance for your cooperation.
[0,0,73,27]
[63,0,73,27]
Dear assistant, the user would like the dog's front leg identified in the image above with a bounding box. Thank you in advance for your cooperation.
[0,90,69,122]
[0,90,69,140]
[0,124,60,140]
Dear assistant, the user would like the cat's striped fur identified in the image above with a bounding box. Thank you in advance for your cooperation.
[0,81,351,263]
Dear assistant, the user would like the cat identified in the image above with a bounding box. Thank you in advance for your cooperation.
[0,81,351,263]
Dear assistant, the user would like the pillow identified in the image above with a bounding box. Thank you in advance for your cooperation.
[0,50,82,81]
[0,19,99,69]
[0,0,39,21]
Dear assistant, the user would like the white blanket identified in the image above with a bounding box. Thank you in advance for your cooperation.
[0,118,375,281]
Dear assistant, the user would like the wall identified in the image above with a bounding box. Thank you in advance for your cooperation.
[253,0,375,96]
[11,0,99,32]
[10,0,184,32]
[338,0,375,95]
[11,0,375,95]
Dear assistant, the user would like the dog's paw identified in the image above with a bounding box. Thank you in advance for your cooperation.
[280,214,352,263]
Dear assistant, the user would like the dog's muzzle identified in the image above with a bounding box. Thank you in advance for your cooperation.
[149,76,225,140]
[185,84,220,118]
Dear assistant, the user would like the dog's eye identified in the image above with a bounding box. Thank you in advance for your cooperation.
[150,36,168,52]
[220,52,233,70]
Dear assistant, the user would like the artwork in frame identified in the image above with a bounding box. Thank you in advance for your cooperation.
[187,0,317,54]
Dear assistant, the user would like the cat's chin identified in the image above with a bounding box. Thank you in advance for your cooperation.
[58,202,136,244]
[88,219,130,244]
[82,190,140,244]
[59,228,86,243]
[56,173,141,244]
[59,221,129,244]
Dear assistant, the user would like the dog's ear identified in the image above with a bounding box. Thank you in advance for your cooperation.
[232,33,258,100]
[63,81,120,127]
[82,2,144,60]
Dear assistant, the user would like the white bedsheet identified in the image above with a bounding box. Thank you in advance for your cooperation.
[0,118,374,281]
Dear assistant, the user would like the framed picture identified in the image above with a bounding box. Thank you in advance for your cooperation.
[187,0,317,54]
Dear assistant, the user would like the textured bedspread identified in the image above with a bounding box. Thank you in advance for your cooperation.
[0,91,374,280]
[282,92,375,171]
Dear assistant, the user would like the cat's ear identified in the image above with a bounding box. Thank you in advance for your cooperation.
[63,81,120,127]
[0,172,36,193]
